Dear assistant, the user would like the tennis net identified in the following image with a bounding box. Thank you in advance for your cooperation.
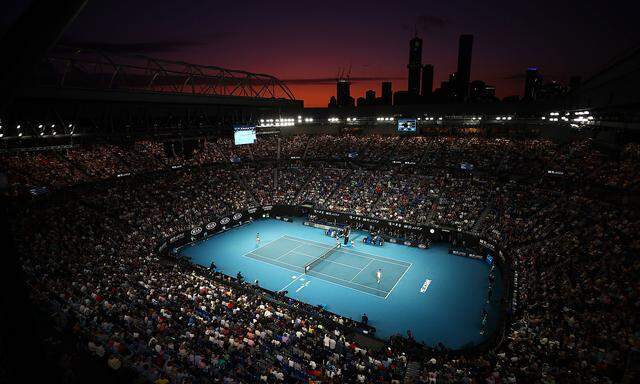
[304,244,340,273]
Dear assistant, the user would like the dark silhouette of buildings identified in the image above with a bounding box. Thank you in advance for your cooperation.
[433,73,457,102]
[357,89,377,107]
[456,34,473,101]
[538,81,569,100]
[395,35,425,106]
[381,82,392,105]
[336,79,355,108]
[365,90,376,103]
[407,35,423,95]
[354,82,395,108]
[393,90,415,105]
[520,67,574,101]
[469,80,497,102]
[524,67,542,101]
[422,64,434,98]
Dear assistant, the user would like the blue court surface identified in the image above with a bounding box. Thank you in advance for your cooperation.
[179,218,503,349]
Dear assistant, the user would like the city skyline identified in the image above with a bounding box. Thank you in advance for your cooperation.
[2,0,638,107]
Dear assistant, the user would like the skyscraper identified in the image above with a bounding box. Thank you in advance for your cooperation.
[470,80,496,101]
[421,64,434,97]
[407,35,423,94]
[523,67,542,101]
[381,81,392,105]
[456,34,473,101]
[365,90,376,103]
[336,79,354,108]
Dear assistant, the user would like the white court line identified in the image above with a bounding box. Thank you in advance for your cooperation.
[274,243,306,261]
[240,235,287,258]
[303,270,387,299]
[251,247,361,271]
[296,281,310,292]
[307,269,389,293]
[279,273,305,292]
[282,235,411,268]
[243,251,385,299]
[245,250,388,293]
[292,250,363,271]
[350,258,373,282]
[246,251,306,271]
[384,263,412,299]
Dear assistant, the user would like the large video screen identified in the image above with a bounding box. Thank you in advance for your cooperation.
[397,118,417,132]
[233,125,257,145]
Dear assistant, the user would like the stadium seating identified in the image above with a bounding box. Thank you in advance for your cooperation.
[3,134,638,383]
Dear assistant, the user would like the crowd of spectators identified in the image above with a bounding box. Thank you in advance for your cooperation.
[3,134,640,383]
[14,192,409,383]
[4,134,640,196]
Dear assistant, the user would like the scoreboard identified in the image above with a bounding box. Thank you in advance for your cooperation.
[233,125,257,145]
[397,118,417,132]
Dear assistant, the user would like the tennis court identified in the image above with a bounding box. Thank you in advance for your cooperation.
[180,218,504,348]
[245,235,411,298]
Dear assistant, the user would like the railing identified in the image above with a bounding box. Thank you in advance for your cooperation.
[34,46,296,100]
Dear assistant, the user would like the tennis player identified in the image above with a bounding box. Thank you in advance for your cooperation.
[256,232,261,245]
[376,268,382,284]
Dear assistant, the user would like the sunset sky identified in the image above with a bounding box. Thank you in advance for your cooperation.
[3,0,639,106]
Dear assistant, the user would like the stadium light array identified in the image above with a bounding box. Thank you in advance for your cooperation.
[260,117,297,127]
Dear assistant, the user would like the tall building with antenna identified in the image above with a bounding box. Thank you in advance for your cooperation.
[407,35,423,95]
[331,67,355,108]
[336,79,354,107]
[456,34,474,101]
